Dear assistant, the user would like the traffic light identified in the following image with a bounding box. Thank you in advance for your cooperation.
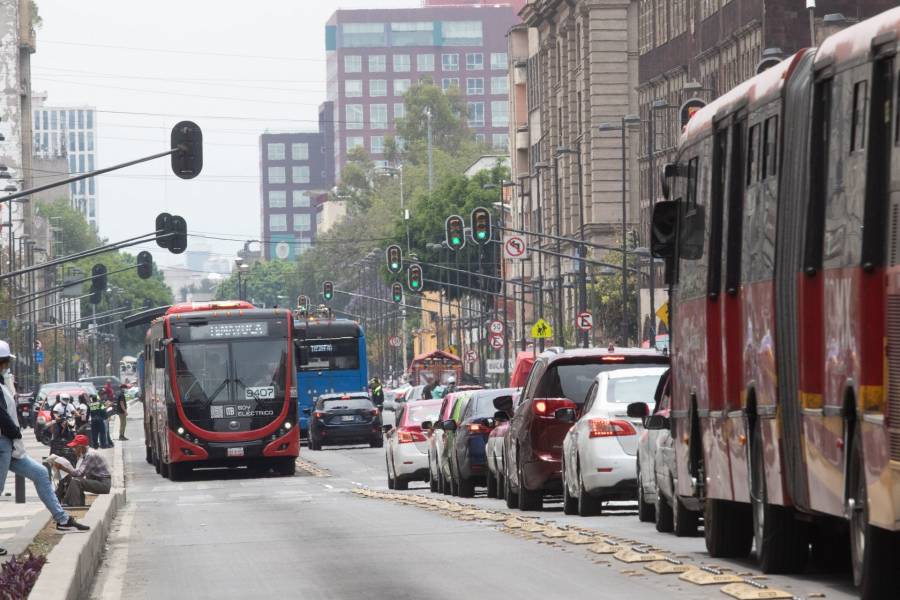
[445,215,465,250]
[155,213,172,249]
[471,207,492,245]
[297,295,309,310]
[136,251,153,279]
[90,264,107,304]
[323,281,334,302]
[391,282,403,303]
[386,245,402,274]
[407,264,423,292]
[169,215,187,254]
[171,121,203,179]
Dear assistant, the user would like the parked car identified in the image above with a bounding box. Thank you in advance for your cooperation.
[426,391,473,495]
[509,351,536,388]
[503,347,669,511]
[426,393,458,493]
[384,399,442,490]
[486,391,519,499]
[306,392,382,450]
[447,388,515,497]
[560,366,667,516]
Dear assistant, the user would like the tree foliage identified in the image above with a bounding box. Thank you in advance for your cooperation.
[214,260,301,309]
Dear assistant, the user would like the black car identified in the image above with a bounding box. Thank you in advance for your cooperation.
[306,393,383,450]
[447,388,515,497]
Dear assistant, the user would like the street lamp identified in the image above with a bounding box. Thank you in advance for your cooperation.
[376,165,409,252]
[598,115,641,345]
[532,161,550,350]
[236,262,250,301]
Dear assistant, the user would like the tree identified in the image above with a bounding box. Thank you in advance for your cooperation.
[396,80,470,157]
[214,260,302,309]
[35,198,101,255]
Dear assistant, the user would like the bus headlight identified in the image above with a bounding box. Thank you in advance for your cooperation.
[177,427,185,436]
[284,422,292,430]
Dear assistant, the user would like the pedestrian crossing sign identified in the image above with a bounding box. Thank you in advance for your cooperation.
[530,319,553,340]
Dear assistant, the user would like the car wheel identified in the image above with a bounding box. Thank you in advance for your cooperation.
[498,471,506,501]
[275,457,296,476]
[386,457,396,489]
[429,466,439,493]
[441,470,452,496]
[672,493,699,537]
[309,436,321,451]
[518,455,543,511]
[394,476,409,491]
[562,460,577,516]
[145,444,153,465]
[458,475,475,498]
[576,465,602,517]
[655,492,674,532]
[370,436,384,449]
[486,471,498,498]
[636,463,656,523]
[504,467,519,509]
[160,458,170,479]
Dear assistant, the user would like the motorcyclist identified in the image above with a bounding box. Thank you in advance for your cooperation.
[52,394,75,420]
[443,375,457,397]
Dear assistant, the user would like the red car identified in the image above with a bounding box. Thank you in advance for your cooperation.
[502,347,669,511]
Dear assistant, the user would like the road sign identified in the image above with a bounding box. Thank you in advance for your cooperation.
[530,318,553,340]
[502,235,527,260]
[486,358,514,374]
[488,320,504,335]
[656,302,670,328]
[274,241,291,260]
[489,335,504,350]
[34,350,44,365]
[389,335,402,348]
[576,311,593,332]
[465,349,477,363]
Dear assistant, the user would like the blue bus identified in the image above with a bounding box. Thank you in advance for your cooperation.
[293,317,368,436]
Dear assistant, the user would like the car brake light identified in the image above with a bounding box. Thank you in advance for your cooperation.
[398,427,427,444]
[601,356,626,362]
[533,398,576,417]
[589,418,636,438]
[468,423,491,434]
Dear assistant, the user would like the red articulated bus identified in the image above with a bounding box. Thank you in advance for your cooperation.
[133,301,298,480]
[653,8,900,597]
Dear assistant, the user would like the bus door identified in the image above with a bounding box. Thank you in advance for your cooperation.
[886,52,900,477]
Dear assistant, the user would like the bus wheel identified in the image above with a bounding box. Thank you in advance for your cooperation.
[275,457,296,476]
[145,444,152,465]
[159,458,170,479]
[705,498,752,558]
[169,462,190,481]
[750,420,808,573]
[848,431,900,597]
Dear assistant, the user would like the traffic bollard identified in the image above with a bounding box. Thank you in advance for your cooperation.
[15,473,25,503]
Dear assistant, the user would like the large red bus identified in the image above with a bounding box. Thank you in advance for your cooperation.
[135,302,298,480]
[652,8,900,597]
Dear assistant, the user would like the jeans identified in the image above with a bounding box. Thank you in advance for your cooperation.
[0,437,69,524]
[90,418,106,449]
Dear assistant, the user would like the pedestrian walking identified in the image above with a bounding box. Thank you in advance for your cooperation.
[116,384,129,441]
[0,340,89,550]
[52,434,112,507]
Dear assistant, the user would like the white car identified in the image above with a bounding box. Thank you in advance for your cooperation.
[560,366,668,516]
[384,399,442,490]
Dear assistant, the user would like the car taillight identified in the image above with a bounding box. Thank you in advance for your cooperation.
[398,427,427,444]
[588,418,636,438]
[533,398,576,417]
[468,423,492,434]
[601,356,626,362]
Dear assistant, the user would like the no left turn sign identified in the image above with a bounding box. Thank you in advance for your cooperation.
[490,335,504,350]
[576,311,594,332]
[503,235,527,260]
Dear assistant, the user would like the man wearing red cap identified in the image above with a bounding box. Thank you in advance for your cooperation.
[53,434,112,506]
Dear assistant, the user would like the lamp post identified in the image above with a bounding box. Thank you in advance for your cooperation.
[236,262,249,301]
[533,161,550,351]
[376,165,409,252]
[598,115,641,345]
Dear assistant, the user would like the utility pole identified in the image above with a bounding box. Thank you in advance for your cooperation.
[807,0,816,45]
[552,157,565,347]
[647,108,656,348]
[425,108,434,193]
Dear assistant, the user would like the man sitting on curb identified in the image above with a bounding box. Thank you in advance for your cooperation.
[0,340,89,559]
[53,434,112,507]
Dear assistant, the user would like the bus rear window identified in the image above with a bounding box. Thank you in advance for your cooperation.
[298,339,360,371]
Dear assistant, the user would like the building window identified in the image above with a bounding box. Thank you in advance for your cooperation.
[269,214,287,232]
[78,110,84,128]
[394,79,411,96]
[79,132,85,151]
[346,104,364,129]
[394,103,406,120]
[491,76,508,95]
[268,166,286,184]
[346,136,365,151]
[491,101,509,127]
[292,143,309,161]
[293,214,311,232]
[370,135,385,154]
[33,111,39,131]
[655,0,669,46]
[342,23,386,47]
[86,110,93,129]
[492,134,508,150]
[467,101,485,127]
[441,78,460,91]
[268,190,287,208]
[671,0,688,37]
[370,79,387,97]
[344,55,362,73]
[442,21,483,46]
[292,166,310,183]
[467,78,484,96]
[293,190,311,207]
[442,53,459,71]
[345,80,363,97]
[369,55,386,72]
[391,21,433,46]
[491,52,507,70]
[393,54,411,72]
[87,132,94,151]
[474,133,486,144]
[68,111,75,129]
[416,53,435,72]
[370,104,388,129]
[50,111,57,130]
[466,53,484,70]
[638,0,653,54]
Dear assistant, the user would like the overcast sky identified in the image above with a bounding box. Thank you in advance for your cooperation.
[32,0,418,271]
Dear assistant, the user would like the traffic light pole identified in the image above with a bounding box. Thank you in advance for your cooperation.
[12,260,150,304]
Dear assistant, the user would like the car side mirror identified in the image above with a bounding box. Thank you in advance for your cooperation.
[493,410,509,423]
[382,424,393,433]
[626,402,650,419]
[421,421,433,431]
[651,200,679,259]
[554,407,577,423]
[432,420,444,430]
[645,414,670,430]
[441,419,457,432]
[302,408,311,416]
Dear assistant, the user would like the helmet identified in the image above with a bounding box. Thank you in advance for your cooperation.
[447,376,456,384]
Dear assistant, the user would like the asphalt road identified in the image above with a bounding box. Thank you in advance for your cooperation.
[90,416,859,600]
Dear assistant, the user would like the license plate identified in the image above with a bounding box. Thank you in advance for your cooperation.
[341,415,355,422]
[227,447,244,457]
[22,411,29,416]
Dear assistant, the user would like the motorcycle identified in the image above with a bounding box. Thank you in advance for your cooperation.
[15,393,34,429]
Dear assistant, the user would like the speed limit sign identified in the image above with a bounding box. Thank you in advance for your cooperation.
[488,320,504,335]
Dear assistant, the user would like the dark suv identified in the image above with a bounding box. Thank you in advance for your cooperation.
[502,347,669,511]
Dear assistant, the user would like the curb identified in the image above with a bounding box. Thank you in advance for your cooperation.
[0,510,49,566]
[27,441,127,600]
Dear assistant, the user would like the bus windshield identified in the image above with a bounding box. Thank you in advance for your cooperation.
[298,338,359,371]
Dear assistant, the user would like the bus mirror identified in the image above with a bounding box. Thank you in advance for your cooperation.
[679,204,706,261]
[153,348,166,368]
[651,201,679,259]
[660,163,677,200]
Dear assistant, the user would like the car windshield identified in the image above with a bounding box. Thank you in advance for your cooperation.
[321,398,372,411]
[606,372,665,403]
[405,403,440,425]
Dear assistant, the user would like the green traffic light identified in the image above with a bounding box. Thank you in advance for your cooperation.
[476,231,486,240]
[451,236,461,245]
[391,262,399,270]
[412,281,420,289]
